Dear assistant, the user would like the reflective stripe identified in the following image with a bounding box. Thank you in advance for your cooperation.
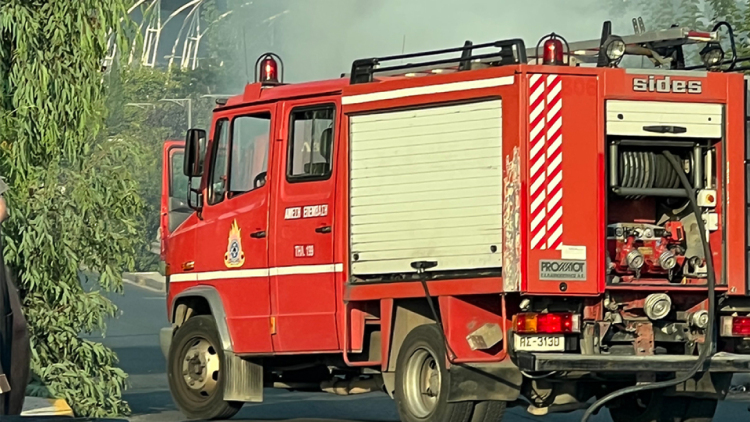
[170,263,345,283]
[342,76,515,105]
[269,263,344,276]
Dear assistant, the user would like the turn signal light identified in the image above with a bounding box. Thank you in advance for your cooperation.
[721,316,750,337]
[514,312,580,334]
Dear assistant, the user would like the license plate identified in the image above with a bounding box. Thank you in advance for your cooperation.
[514,334,565,352]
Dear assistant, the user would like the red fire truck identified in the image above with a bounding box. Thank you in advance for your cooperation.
[160,20,750,422]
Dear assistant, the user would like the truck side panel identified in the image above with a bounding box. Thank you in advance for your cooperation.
[523,72,602,295]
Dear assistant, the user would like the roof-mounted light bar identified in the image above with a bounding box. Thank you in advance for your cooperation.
[527,25,720,62]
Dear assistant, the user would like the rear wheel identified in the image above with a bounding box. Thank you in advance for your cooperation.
[395,324,474,422]
[608,391,717,422]
[168,315,242,420]
[663,397,718,422]
[471,401,506,422]
[607,391,662,422]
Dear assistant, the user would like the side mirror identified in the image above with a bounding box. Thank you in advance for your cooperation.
[184,128,206,177]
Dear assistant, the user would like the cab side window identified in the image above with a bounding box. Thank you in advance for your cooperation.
[229,114,271,194]
[288,106,335,181]
[170,150,189,201]
[208,119,229,205]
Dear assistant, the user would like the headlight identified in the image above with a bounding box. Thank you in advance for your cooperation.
[700,43,724,69]
[606,39,626,62]
[599,35,626,67]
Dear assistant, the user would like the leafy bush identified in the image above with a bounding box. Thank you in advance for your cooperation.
[0,1,141,416]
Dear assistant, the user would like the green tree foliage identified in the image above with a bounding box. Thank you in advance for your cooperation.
[606,0,636,17]
[0,1,142,417]
[678,0,706,30]
[103,65,223,272]
[703,1,744,59]
[641,0,679,31]
[97,0,250,273]
[707,0,742,23]
[739,0,750,56]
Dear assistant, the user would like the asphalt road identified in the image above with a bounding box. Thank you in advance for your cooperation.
[87,281,750,422]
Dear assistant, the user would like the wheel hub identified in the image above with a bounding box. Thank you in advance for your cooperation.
[404,348,441,417]
[181,338,220,397]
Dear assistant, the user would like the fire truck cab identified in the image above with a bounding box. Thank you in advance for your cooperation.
[161,21,750,422]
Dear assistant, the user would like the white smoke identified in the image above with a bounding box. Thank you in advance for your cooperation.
[218,0,634,86]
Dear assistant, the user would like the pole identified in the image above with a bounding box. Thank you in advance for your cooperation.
[187,98,192,129]
[242,26,250,84]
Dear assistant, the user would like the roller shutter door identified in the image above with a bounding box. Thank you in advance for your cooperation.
[349,100,503,276]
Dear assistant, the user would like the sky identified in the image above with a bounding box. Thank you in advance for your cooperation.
[210,0,637,89]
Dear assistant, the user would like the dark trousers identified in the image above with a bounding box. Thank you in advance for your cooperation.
[0,258,31,415]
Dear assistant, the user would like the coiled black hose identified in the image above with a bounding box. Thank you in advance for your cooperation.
[580,150,716,422]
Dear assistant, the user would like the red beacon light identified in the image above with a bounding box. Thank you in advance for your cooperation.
[535,33,569,66]
[543,39,564,65]
[255,53,284,86]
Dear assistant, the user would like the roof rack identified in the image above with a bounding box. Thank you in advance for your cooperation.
[349,39,527,84]
[526,25,719,63]
[347,21,750,84]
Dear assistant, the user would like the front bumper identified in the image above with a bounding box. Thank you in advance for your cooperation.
[516,351,750,373]
[159,326,174,359]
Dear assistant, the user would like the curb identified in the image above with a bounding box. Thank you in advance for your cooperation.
[21,396,74,417]
[122,271,166,292]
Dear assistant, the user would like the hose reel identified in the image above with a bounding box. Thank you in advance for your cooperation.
[609,139,703,199]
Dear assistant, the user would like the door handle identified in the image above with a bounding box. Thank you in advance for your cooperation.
[250,230,266,239]
[315,226,332,234]
[642,125,687,134]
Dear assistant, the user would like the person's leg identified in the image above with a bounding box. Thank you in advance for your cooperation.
[6,268,29,415]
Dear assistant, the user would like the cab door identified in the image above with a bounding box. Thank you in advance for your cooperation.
[269,98,340,352]
[160,140,190,260]
[196,105,276,354]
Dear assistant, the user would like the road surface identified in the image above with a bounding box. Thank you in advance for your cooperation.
[87,281,750,421]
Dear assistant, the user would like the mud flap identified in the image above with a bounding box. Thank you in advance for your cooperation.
[222,352,263,402]
[670,372,732,400]
[447,361,523,402]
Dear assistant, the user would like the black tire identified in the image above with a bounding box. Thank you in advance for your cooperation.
[471,401,506,422]
[608,391,717,422]
[395,324,474,422]
[608,391,663,422]
[663,397,718,422]
[168,315,242,420]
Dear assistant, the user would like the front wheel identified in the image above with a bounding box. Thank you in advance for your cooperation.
[167,315,242,420]
[395,324,474,422]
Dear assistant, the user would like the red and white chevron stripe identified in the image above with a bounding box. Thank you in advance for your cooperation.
[528,74,564,250]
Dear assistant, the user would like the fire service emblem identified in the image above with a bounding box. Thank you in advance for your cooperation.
[224,220,245,268]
